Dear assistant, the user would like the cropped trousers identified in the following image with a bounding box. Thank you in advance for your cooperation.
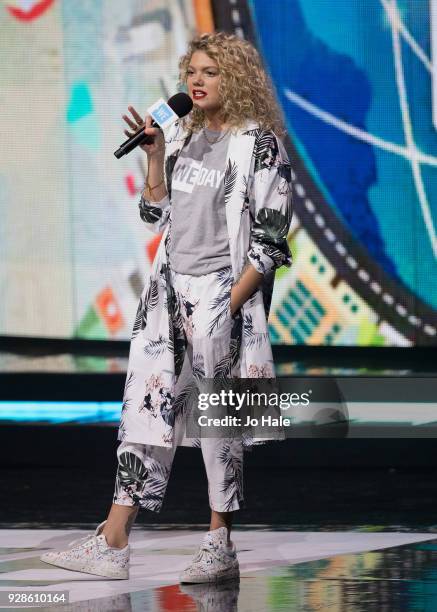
[113,264,244,513]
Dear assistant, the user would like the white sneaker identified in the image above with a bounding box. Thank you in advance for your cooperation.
[40,520,130,579]
[179,527,240,584]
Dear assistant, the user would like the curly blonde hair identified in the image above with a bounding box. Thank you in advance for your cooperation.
[177,31,285,138]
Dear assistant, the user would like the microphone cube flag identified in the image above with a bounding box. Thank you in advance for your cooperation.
[147,98,179,129]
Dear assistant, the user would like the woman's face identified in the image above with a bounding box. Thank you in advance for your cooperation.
[186,50,221,114]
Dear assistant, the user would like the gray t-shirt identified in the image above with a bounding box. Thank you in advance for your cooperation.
[168,127,232,275]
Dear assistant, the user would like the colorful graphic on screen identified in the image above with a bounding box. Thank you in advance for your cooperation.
[0,0,436,347]
[245,0,437,346]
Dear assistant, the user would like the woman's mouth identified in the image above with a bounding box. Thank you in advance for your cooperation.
[193,90,207,99]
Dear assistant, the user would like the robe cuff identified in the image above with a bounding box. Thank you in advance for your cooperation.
[247,240,292,276]
[138,193,170,225]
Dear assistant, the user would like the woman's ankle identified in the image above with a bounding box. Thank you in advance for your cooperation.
[101,527,128,549]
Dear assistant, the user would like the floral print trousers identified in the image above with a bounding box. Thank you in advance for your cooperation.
[113,265,244,513]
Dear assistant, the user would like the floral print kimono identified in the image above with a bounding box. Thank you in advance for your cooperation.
[117,118,293,450]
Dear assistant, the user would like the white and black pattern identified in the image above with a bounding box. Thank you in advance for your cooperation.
[113,449,149,506]
[217,441,244,512]
[113,437,244,513]
[118,118,293,449]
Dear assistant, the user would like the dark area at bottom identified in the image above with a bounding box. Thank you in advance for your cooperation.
[2,426,437,528]
[2,448,437,527]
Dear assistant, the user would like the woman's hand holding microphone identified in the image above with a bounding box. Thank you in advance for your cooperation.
[122,105,167,201]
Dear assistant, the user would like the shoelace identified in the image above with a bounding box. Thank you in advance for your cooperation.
[192,542,231,566]
[68,533,98,549]
[192,547,214,566]
[67,522,106,548]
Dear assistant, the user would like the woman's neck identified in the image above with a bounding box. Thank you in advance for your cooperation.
[204,110,228,132]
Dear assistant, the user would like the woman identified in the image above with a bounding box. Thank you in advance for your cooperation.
[40,31,293,584]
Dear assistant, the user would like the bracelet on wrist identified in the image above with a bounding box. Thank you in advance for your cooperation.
[144,177,165,200]
[146,177,164,191]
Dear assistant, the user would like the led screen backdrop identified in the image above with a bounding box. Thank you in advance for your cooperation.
[1,0,436,346]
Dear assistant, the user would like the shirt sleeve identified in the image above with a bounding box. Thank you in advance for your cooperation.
[246,130,293,275]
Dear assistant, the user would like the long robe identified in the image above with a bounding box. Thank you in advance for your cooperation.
[118,118,294,448]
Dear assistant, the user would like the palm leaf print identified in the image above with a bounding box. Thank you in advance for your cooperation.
[206,289,231,337]
[140,458,171,511]
[278,160,291,180]
[192,352,206,381]
[159,388,175,428]
[240,175,250,216]
[164,230,172,260]
[205,267,234,336]
[167,322,175,356]
[213,353,232,384]
[167,277,186,370]
[117,451,148,487]
[145,279,159,312]
[174,334,187,375]
[122,370,135,401]
[277,161,292,196]
[165,264,184,321]
[229,338,241,372]
[141,279,159,333]
[247,291,258,308]
[132,280,159,340]
[253,131,279,173]
[217,443,243,512]
[159,262,172,313]
[230,315,242,369]
[138,198,163,224]
[144,335,168,357]
[118,425,127,442]
[131,296,144,340]
[243,313,269,349]
[242,128,263,138]
[224,158,238,205]
[173,381,197,418]
[165,150,180,199]
[114,451,149,504]
[119,371,135,438]
[168,321,186,376]
[214,266,233,288]
[251,208,291,267]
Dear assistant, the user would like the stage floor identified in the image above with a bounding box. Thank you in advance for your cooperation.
[1,526,437,610]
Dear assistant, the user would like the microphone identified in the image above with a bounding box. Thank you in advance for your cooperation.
[114,92,193,158]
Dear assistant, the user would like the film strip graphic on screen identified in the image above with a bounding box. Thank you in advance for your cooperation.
[0,0,436,346]
[214,0,437,347]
